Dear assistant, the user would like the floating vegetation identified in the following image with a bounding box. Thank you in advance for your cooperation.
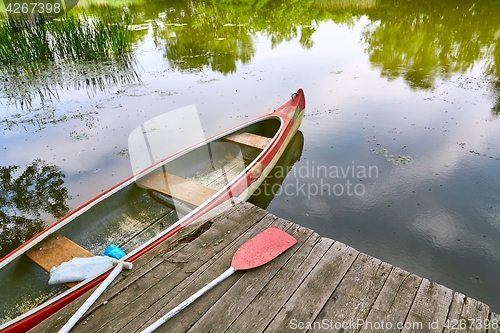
[468,150,500,161]
[0,58,140,108]
[114,149,130,158]
[69,131,89,141]
[0,108,99,132]
[374,147,416,165]
[197,78,218,84]
[154,90,177,97]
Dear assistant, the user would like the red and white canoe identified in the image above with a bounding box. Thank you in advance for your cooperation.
[0,88,305,332]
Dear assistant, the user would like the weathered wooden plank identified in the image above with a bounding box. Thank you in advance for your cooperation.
[182,224,321,333]
[170,219,313,332]
[28,203,500,333]
[93,205,274,333]
[312,253,392,332]
[136,171,217,207]
[402,278,453,333]
[132,214,285,333]
[459,297,490,333]
[488,312,500,333]
[30,203,265,333]
[443,292,466,333]
[29,225,207,333]
[25,233,94,288]
[263,240,358,333]
[359,267,422,332]
[442,293,491,333]
[191,153,246,190]
[223,132,272,150]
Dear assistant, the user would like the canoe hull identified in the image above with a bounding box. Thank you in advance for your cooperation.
[0,89,305,332]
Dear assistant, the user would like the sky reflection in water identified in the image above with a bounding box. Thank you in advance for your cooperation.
[1,0,500,313]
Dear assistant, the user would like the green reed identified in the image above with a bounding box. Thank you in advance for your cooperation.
[0,11,132,75]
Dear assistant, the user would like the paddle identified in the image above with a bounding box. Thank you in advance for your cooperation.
[141,226,297,333]
[59,260,133,333]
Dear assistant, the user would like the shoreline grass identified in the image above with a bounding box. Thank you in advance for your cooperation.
[0,10,132,75]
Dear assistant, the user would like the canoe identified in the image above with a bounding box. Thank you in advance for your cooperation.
[0,88,305,332]
[248,130,304,209]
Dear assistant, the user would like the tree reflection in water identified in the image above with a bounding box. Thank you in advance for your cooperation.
[361,0,500,89]
[0,159,71,258]
[122,0,500,105]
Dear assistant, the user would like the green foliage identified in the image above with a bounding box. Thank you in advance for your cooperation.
[150,0,350,74]
[3,0,500,93]
[0,160,71,257]
[362,0,500,89]
[313,0,378,10]
[491,80,500,117]
[0,8,139,108]
[0,10,133,76]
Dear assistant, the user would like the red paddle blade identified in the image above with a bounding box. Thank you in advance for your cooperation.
[231,226,297,270]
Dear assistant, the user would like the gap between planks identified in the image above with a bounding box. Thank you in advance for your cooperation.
[28,202,500,333]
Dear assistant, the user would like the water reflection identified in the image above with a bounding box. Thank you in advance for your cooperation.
[490,80,500,117]
[0,0,499,313]
[313,0,378,10]
[120,0,500,91]
[0,9,139,108]
[0,107,99,132]
[0,160,71,258]
[123,0,338,72]
[249,131,304,209]
[3,0,500,101]
[0,58,140,109]
[362,0,500,89]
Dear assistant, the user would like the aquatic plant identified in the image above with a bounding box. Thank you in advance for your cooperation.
[0,9,139,108]
[374,147,416,165]
[0,10,133,76]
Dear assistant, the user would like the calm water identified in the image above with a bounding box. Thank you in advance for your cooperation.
[1,0,500,313]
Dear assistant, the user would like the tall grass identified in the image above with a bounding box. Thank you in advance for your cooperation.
[0,11,132,75]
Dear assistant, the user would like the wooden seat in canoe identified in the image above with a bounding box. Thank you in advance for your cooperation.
[222,132,272,150]
[25,233,94,288]
[135,172,218,207]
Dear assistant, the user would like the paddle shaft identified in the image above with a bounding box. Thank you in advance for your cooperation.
[140,226,297,332]
[59,261,133,333]
[140,267,236,333]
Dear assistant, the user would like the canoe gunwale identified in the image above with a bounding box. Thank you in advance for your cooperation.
[0,89,304,332]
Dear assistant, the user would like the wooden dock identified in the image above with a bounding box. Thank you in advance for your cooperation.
[31,202,499,332]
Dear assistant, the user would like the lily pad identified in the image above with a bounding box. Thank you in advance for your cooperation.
[374,147,416,165]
